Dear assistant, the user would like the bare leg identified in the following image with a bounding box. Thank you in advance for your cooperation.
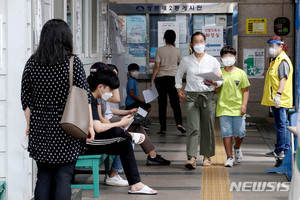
[223,137,233,158]
[148,150,156,158]
[234,137,244,149]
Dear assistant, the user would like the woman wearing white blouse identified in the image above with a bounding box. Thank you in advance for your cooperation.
[175,32,223,169]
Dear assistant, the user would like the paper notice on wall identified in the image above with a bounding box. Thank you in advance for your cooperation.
[216,15,227,29]
[205,15,216,26]
[202,26,223,56]
[127,15,146,43]
[119,15,127,43]
[176,15,188,44]
[128,44,147,72]
[179,44,190,58]
[243,49,265,79]
[193,15,205,30]
[158,21,179,47]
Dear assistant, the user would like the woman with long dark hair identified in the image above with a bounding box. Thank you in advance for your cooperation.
[21,19,95,200]
[151,29,186,135]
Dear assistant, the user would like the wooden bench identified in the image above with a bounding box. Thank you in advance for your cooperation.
[71,155,113,198]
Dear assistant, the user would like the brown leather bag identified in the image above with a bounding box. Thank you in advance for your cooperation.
[60,56,90,138]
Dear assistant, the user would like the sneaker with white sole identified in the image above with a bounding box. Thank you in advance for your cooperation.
[265,150,285,159]
[105,174,129,187]
[234,147,243,163]
[224,157,234,167]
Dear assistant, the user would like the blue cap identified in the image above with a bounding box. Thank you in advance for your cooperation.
[267,40,284,44]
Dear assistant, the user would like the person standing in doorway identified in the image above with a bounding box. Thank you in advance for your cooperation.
[262,36,293,159]
[175,32,223,169]
[151,30,186,135]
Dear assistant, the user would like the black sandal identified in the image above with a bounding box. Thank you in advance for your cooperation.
[177,125,186,133]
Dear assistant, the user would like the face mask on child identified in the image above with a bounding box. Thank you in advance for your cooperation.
[99,87,113,101]
[131,71,139,78]
[222,57,236,67]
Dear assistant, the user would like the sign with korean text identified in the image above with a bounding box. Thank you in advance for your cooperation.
[202,26,223,56]
[243,49,264,79]
[157,21,179,48]
[246,18,267,34]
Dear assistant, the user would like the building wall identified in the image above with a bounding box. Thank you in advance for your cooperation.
[109,0,295,118]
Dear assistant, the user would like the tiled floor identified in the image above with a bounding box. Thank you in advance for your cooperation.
[74,118,290,200]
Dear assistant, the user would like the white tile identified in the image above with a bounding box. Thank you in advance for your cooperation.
[0,153,5,177]
[0,101,5,125]
[0,76,6,100]
[0,127,5,151]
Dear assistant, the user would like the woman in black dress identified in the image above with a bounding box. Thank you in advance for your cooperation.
[21,19,94,200]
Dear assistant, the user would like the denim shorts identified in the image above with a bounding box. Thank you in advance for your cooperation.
[219,116,246,138]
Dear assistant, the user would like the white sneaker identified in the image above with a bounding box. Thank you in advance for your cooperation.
[234,147,243,163]
[105,174,129,187]
[224,157,234,167]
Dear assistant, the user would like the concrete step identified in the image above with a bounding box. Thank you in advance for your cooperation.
[71,188,82,200]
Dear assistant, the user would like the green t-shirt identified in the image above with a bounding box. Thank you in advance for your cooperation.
[216,67,250,117]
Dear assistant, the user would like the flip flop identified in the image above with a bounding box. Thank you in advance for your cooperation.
[177,125,187,133]
[128,185,157,195]
[131,133,145,144]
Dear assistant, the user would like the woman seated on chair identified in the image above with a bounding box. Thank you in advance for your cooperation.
[83,69,157,195]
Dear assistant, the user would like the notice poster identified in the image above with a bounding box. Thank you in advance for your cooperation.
[243,49,264,79]
[202,26,223,56]
[158,21,179,47]
[119,15,127,43]
[176,15,188,44]
[246,18,267,34]
[127,15,146,43]
[205,14,216,26]
[216,15,227,29]
[193,15,205,30]
[128,44,147,72]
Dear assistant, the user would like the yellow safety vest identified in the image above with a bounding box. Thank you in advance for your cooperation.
[261,51,293,108]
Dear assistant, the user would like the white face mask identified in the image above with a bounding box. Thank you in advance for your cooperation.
[268,47,278,58]
[222,57,236,67]
[193,44,205,54]
[131,71,139,78]
[101,92,113,101]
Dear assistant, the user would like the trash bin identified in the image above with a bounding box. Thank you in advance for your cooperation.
[0,181,5,200]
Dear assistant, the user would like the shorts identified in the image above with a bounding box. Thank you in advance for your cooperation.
[219,116,246,139]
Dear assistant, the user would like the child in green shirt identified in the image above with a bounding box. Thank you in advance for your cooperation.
[216,46,250,167]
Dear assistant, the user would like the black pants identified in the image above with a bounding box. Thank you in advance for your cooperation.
[125,101,151,111]
[35,161,76,200]
[84,127,141,185]
[155,76,183,131]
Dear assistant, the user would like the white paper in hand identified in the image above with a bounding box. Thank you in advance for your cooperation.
[142,85,159,103]
[196,72,223,81]
[137,107,148,117]
[125,118,134,130]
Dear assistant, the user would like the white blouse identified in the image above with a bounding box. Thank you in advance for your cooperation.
[175,53,222,92]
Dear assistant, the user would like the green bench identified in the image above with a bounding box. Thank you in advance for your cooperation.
[0,181,5,200]
[71,154,113,198]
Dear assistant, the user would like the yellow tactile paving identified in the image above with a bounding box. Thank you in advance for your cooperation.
[201,125,233,200]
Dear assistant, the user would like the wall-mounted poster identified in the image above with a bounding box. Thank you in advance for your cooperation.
[157,21,179,47]
[119,15,127,43]
[205,14,216,26]
[202,26,223,56]
[193,15,205,30]
[127,15,146,43]
[216,15,227,29]
[243,48,264,79]
[128,44,147,72]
